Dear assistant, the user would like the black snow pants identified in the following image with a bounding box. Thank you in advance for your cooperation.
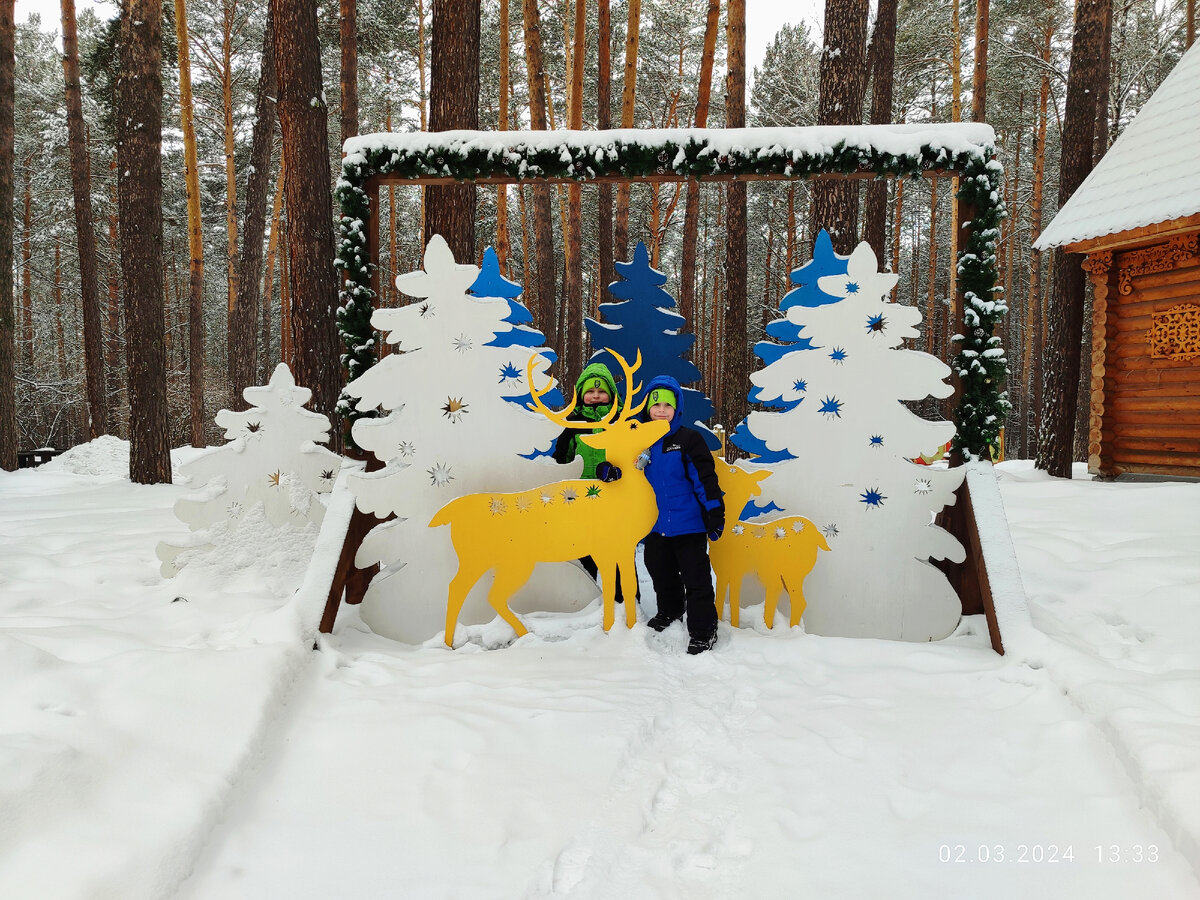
[642,531,717,642]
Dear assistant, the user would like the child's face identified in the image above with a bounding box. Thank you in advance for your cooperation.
[649,402,675,422]
[582,387,611,406]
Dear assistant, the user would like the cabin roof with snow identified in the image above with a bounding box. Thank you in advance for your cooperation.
[1035,42,1200,252]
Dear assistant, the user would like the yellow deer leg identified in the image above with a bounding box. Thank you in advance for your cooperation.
[729,576,741,629]
[444,562,488,647]
[714,579,727,623]
[763,577,786,630]
[486,564,535,639]
[618,557,638,630]
[783,576,807,627]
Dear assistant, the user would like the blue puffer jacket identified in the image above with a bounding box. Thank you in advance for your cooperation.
[641,375,724,537]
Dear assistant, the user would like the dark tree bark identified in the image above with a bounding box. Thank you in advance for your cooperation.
[61,0,108,438]
[425,0,480,263]
[0,0,15,469]
[562,0,585,378]
[679,0,720,327]
[862,0,897,262]
[810,0,869,254]
[1036,0,1111,477]
[273,0,342,428]
[230,9,277,406]
[339,0,358,146]
[521,0,555,334]
[971,0,991,121]
[721,0,748,437]
[117,0,171,483]
[596,0,613,300]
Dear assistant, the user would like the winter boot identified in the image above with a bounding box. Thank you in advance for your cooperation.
[647,612,681,632]
[687,632,716,655]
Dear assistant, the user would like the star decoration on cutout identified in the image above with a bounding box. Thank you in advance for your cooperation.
[427,461,454,487]
[586,484,602,498]
[774,526,787,540]
[754,527,767,540]
[245,421,262,433]
[732,524,745,536]
[866,313,887,334]
[489,498,507,516]
[540,493,554,506]
[822,523,839,539]
[914,477,934,495]
[267,470,282,487]
[398,441,416,458]
[819,396,843,419]
[452,333,473,354]
[227,500,243,518]
[869,434,884,448]
[499,362,522,383]
[418,302,435,318]
[791,520,805,533]
[516,496,533,512]
[793,379,807,393]
[441,397,469,423]
[860,487,886,509]
[562,488,578,504]
[829,347,848,364]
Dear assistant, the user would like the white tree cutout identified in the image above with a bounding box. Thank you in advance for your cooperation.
[731,238,965,641]
[156,363,342,575]
[344,236,598,644]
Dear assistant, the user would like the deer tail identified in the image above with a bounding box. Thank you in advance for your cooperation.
[429,495,471,529]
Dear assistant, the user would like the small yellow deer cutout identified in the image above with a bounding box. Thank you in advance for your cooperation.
[429,350,667,646]
[709,454,831,628]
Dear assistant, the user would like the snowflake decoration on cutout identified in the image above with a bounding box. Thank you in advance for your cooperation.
[791,520,805,533]
[774,526,787,540]
[489,497,507,516]
[829,347,848,364]
[869,434,884,448]
[732,524,745,536]
[441,397,469,423]
[586,485,602,498]
[819,396,843,419]
[822,523,840,539]
[860,487,886,509]
[793,379,807,393]
[452,333,473,354]
[427,461,454,487]
[562,488,578,504]
[914,477,934,495]
[866,313,887,334]
[398,441,416,459]
[499,362,522,384]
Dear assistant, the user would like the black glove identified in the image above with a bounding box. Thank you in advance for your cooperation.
[596,461,622,483]
[704,508,725,541]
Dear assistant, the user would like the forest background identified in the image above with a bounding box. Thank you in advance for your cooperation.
[0,0,1192,470]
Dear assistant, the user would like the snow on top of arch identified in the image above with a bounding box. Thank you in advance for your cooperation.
[342,123,997,169]
[1036,42,1200,251]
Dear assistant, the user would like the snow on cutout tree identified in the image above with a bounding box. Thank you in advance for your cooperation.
[343,236,599,644]
[156,363,343,576]
[730,231,965,641]
[586,241,719,449]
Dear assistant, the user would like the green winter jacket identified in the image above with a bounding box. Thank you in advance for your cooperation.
[551,362,621,478]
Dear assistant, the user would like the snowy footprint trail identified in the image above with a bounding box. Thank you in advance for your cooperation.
[182,606,1198,899]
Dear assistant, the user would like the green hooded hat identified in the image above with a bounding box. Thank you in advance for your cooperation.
[570,362,620,478]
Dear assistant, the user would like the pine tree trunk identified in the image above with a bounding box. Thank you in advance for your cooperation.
[496,0,510,272]
[61,0,108,438]
[926,177,940,359]
[339,0,358,146]
[272,0,342,429]
[948,0,963,307]
[721,0,748,438]
[521,0,555,335]
[596,0,613,300]
[221,0,240,401]
[613,0,640,261]
[1027,16,1052,452]
[118,0,171,483]
[1037,0,1110,476]
[261,163,285,381]
[811,0,868,253]
[679,0,719,328]
[1093,0,1112,163]
[230,8,276,405]
[425,0,480,263]
[862,0,897,261]
[280,215,291,363]
[107,160,122,434]
[971,0,990,121]
[21,158,31,366]
[174,0,205,446]
[562,0,585,377]
[0,0,14,468]
[54,240,66,381]
[890,178,903,301]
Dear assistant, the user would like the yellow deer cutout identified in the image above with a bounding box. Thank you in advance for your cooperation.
[429,350,668,647]
[709,454,831,628]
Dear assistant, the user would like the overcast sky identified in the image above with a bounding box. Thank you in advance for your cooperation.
[15,0,824,97]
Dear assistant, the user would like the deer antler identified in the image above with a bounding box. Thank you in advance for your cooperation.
[526,350,648,429]
[608,349,648,422]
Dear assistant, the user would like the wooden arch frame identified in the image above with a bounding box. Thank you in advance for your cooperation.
[327,124,1009,651]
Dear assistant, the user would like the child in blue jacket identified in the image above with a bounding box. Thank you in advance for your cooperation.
[637,376,724,654]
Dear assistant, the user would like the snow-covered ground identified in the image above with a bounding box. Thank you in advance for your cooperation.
[1,440,1197,899]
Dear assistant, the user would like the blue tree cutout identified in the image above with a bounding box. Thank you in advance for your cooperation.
[731,229,849,462]
[470,247,563,409]
[586,241,719,449]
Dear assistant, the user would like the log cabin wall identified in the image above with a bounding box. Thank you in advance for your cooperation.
[1085,231,1200,478]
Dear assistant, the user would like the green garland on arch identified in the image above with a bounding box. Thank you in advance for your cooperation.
[334,130,1008,458]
